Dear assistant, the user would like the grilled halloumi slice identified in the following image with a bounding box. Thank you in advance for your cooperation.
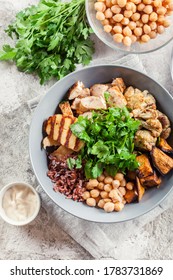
[45,114,84,152]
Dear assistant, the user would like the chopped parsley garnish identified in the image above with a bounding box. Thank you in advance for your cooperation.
[70,107,141,178]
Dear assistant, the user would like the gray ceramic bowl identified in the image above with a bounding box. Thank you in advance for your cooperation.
[29,65,173,223]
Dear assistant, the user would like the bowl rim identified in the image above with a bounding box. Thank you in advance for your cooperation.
[0,182,41,226]
[29,64,173,223]
[85,0,173,54]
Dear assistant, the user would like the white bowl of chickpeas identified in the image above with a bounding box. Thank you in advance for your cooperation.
[86,0,173,53]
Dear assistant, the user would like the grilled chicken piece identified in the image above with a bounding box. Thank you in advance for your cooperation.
[90,84,109,99]
[111,78,126,93]
[71,98,81,110]
[134,130,157,151]
[79,96,107,112]
[68,81,90,100]
[142,91,156,109]
[59,101,73,116]
[132,108,158,120]
[45,114,84,151]
[42,136,59,149]
[124,87,146,110]
[140,119,162,137]
[50,145,73,160]
[107,86,127,108]
[157,110,171,139]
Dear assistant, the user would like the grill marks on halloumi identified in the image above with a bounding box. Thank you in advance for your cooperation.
[45,114,84,152]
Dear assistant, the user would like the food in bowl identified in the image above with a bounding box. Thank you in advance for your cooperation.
[42,77,173,213]
[94,0,173,46]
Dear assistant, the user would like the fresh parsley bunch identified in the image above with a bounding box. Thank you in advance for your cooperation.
[0,0,94,84]
[70,107,141,179]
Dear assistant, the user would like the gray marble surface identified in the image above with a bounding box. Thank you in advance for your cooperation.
[0,0,173,260]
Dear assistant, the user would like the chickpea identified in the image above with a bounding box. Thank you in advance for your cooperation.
[104,202,115,212]
[82,191,90,200]
[103,198,112,203]
[98,174,105,182]
[122,17,130,25]
[98,0,105,2]
[90,189,100,198]
[141,34,150,42]
[157,15,165,23]
[104,24,112,32]
[106,0,112,7]
[124,10,133,18]
[157,7,167,15]
[120,178,126,187]
[97,182,104,190]
[141,14,149,23]
[96,11,105,21]
[94,2,106,12]
[131,2,137,13]
[111,5,121,14]
[131,12,141,21]
[105,8,113,18]
[117,0,127,8]
[157,25,165,34]
[131,0,141,4]
[109,189,122,201]
[143,24,151,34]
[153,0,162,7]
[143,0,152,4]
[143,5,153,14]
[111,0,117,4]
[104,184,112,192]
[113,25,123,33]
[86,179,99,190]
[126,182,134,190]
[169,3,173,10]
[97,199,105,208]
[123,26,132,36]
[104,176,113,184]
[119,187,126,196]
[128,21,137,30]
[131,34,137,42]
[113,33,124,42]
[163,19,170,27]
[86,198,96,207]
[114,173,124,181]
[113,13,124,22]
[136,20,143,27]
[112,179,120,188]
[149,21,157,30]
[137,3,145,11]
[101,19,110,25]
[114,202,124,212]
[149,12,158,21]
[100,191,109,198]
[126,2,133,10]
[149,30,157,39]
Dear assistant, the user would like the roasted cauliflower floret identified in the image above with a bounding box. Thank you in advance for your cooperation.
[140,119,162,138]
[134,130,157,151]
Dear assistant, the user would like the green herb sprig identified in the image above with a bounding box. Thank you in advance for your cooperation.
[0,0,94,84]
[70,107,141,179]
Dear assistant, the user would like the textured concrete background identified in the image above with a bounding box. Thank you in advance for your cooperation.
[0,0,173,260]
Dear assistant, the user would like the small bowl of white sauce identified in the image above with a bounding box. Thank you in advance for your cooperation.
[0,182,41,226]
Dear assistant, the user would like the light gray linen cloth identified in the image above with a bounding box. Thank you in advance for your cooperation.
[28,54,173,259]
